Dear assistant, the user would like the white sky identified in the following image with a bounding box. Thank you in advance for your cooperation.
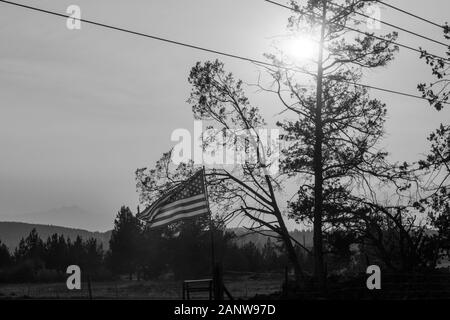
[0,0,449,231]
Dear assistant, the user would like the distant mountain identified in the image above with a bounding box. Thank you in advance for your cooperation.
[1,205,107,231]
[228,227,313,249]
[0,221,312,254]
[0,221,111,252]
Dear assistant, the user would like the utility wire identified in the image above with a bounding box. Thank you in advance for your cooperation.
[264,0,449,62]
[0,0,448,105]
[0,0,279,68]
[376,0,446,30]
[327,1,448,48]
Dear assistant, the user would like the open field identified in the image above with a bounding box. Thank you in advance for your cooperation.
[0,273,284,300]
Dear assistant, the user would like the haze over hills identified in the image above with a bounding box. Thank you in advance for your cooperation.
[0,221,112,251]
[0,205,315,251]
[0,205,110,232]
[0,221,313,253]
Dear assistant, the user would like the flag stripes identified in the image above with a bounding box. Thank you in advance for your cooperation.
[138,185,180,221]
[137,169,209,228]
[149,205,209,228]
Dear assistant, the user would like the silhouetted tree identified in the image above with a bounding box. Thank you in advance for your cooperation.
[418,24,449,111]
[167,217,211,279]
[68,236,85,266]
[416,24,450,265]
[0,240,11,269]
[44,234,69,272]
[83,238,104,275]
[137,226,168,279]
[14,228,45,266]
[261,238,281,271]
[107,206,142,279]
[259,0,412,288]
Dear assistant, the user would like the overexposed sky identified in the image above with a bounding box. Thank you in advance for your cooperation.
[0,0,449,231]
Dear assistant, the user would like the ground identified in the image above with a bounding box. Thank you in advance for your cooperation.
[0,273,284,299]
[4,271,450,299]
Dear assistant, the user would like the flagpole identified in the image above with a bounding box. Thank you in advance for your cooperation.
[202,166,216,287]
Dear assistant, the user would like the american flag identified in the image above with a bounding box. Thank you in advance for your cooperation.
[137,169,209,228]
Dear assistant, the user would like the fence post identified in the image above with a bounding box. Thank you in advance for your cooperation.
[213,263,224,300]
[87,275,93,300]
[284,266,289,297]
[182,282,185,300]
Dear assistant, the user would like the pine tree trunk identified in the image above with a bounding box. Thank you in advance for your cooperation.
[313,0,327,292]
[265,173,304,285]
[275,209,303,284]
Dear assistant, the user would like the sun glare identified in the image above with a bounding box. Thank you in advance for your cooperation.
[282,36,319,62]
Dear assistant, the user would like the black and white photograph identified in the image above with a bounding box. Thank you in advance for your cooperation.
[0,0,449,312]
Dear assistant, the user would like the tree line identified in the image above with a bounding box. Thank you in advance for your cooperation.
[0,228,105,283]
[105,206,303,280]
[0,206,302,283]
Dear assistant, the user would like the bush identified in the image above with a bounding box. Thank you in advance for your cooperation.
[88,266,114,282]
[2,261,36,283]
[35,269,64,282]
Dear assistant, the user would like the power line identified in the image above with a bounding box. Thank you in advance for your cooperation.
[375,0,446,30]
[0,0,448,105]
[327,1,448,48]
[0,1,286,68]
[264,0,449,62]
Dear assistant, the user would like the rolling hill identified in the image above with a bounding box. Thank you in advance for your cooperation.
[0,205,108,232]
[0,221,112,251]
[0,221,313,253]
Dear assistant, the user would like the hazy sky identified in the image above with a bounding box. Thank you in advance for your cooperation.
[1,0,449,231]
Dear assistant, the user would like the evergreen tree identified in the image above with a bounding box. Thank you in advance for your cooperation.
[68,235,85,266]
[14,228,45,266]
[44,233,69,272]
[0,240,11,269]
[168,217,211,279]
[138,226,168,279]
[261,0,408,288]
[83,238,104,275]
[107,206,142,279]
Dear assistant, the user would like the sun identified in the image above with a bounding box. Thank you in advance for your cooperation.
[282,36,319,62]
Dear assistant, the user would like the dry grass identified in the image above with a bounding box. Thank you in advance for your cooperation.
[0,274,283,300]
